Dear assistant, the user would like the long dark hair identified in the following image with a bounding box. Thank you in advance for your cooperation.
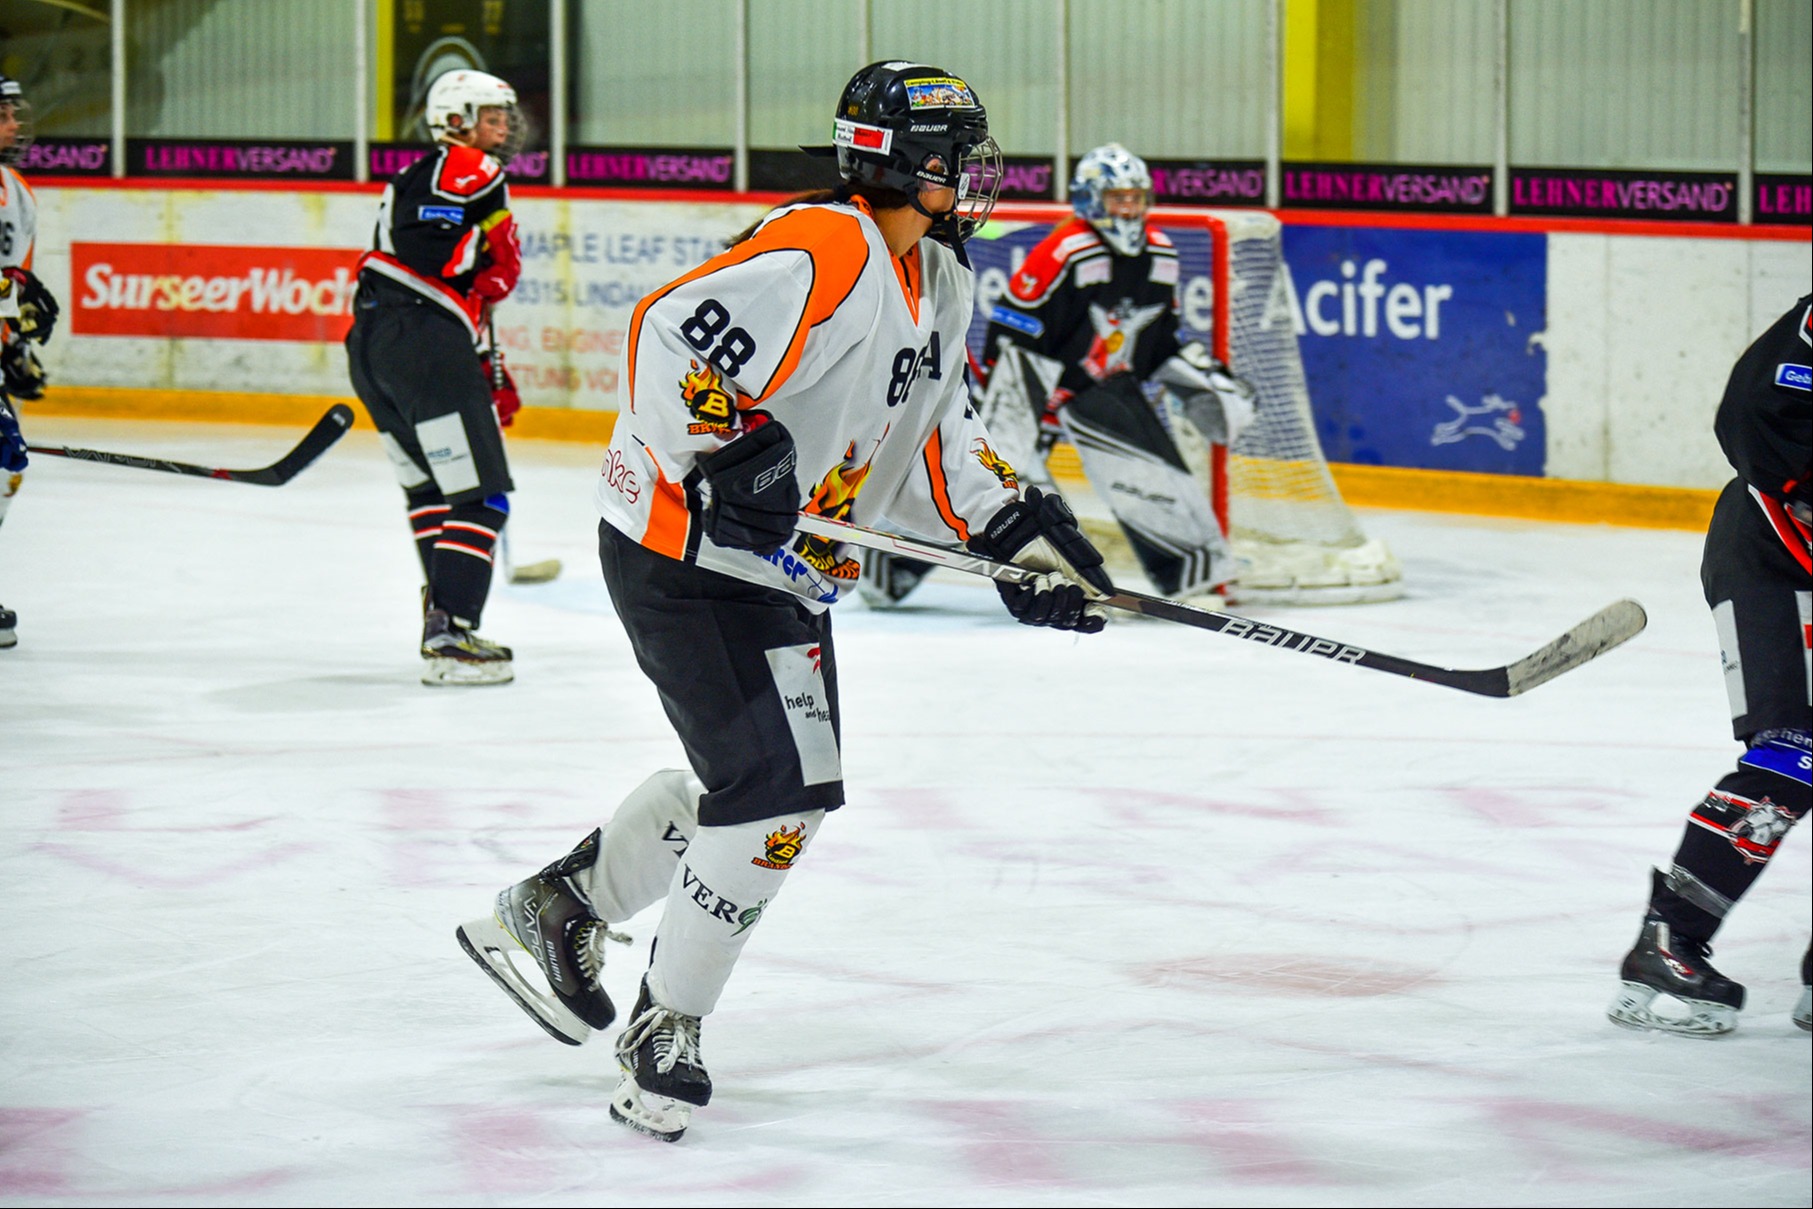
[727,181,914,247]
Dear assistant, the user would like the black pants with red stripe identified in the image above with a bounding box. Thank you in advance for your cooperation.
[1650,477,1812,943]
[346,289,514,628]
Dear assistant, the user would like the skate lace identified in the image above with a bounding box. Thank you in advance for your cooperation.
[572,919,632,985]
[618,1003,702,1075]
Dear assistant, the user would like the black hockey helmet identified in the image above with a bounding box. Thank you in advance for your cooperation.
[804,61,1004,250]
[0,75,33,167]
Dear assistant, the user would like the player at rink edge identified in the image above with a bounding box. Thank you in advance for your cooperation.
[859,140,1259,612]
[1606,293,1812,1038]
[456,60,1114,1141]
[0,73,62,651]
[344,68,528,686]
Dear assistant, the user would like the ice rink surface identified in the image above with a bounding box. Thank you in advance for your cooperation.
[2,418,1808,1208]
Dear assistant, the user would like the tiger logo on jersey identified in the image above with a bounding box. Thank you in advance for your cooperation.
[751,821,808,870]
[680,360,737,434]
[795,440,879,580]
[971,438,1019,489]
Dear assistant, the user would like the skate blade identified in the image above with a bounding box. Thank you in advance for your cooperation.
[609,1075,691,1142]
[509,559,563,584]
[1794,986,1811,1033]
[455,917,593,1046]
[422,658,514,687]
[1607,981,1738,1037]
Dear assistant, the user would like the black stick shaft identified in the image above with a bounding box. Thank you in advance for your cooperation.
[792,512,1645,698]
[28,404,354,486]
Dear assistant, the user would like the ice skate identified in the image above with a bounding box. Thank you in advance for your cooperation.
[456,829,630,1045]
[609,978,711,1142]
[1607,917,1745,1037]
[420,605,513,686]
[1794,947,1810,1034]
[0,604,15,649]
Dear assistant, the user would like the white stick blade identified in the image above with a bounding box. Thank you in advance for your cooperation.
[509,559,563,585]
[1503,599,1648,697]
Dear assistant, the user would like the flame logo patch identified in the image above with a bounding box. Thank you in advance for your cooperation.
[971,438,1019,489]
[752,822,808,870]
[680,360,736,434]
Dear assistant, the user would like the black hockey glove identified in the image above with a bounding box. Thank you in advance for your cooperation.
[697,419,799,555]
[967,486,1113,633]
[0,339,46,401]
[3,268,58,344]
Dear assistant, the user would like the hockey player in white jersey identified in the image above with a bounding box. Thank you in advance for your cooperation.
[0,74,60,649]
[457,61,1113,1141]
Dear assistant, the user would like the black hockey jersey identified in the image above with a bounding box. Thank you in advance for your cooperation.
[355,143,520,343]
[1716,293,1812,508]
[982,216,1184,398]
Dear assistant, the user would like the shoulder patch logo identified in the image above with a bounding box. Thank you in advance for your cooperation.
[989,305,1043,338]
[1773,362,1811,392]
[680,360,737,432]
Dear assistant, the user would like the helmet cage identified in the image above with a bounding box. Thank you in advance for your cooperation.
[425,70,527,163]
[1070,143,1154,257]
[0,78,33,168]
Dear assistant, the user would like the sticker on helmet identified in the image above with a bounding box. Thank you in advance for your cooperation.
[903,78,977,109]
[833,119,893,155]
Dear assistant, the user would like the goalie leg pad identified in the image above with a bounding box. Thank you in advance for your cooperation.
[1065,375,1229,596]
[974,341,1063,487]
[856,551,934,609]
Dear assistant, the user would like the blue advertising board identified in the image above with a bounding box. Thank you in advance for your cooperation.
[1280,225,1548,475]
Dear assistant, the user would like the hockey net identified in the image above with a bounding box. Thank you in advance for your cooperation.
[968,203,1401,605]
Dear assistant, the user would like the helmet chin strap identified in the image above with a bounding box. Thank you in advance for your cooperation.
[909,188,971,268]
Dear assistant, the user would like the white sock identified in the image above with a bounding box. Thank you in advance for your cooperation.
[647,810,825,1018]
[570,769,701,924]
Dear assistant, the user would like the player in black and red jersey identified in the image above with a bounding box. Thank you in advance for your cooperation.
[345,69,526,685]
[1608,294,1812,1038]
[860,143,1257,611]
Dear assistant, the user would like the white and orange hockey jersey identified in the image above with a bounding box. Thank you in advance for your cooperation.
[0,163,38,324]
[594,197,1024,607]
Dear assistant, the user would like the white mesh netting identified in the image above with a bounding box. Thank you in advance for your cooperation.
[969,203,1401,604]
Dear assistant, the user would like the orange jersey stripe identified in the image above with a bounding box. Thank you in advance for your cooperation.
[641,465,693,560]
[624,202,873,413]
[921,426,969,541]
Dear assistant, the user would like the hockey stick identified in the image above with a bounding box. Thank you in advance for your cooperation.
[481,306,562,585]
[794,512,1646,698]
[27,404,355,486]
[499,528,562,584]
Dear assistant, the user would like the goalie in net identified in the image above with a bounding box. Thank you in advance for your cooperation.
[859,143,1401,610]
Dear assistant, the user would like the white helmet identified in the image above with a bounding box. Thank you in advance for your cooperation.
[1070,143,1153,257]
[0,75,33,167]
[424,69,525,160]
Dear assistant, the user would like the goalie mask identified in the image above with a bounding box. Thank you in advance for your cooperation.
[1071,143,1153,257]
[0,76,34,167]
[806,61,1004,255]
[424,69,526,164]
